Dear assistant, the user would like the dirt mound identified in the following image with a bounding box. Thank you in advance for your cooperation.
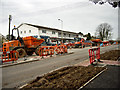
[21,66,105,89]
[100,50,120,61]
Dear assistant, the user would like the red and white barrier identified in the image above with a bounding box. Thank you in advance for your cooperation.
[88,47,100,65]
[0,50,18,63]
[38,45,67,58]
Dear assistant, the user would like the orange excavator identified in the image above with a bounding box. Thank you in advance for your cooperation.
[2,26,44,58]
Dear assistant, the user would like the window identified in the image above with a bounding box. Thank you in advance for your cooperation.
[58,32,61,35]
[42,30,46,33]
[24,31,26,33]
[58,32,61,37]
[69,34,70,37]
[21,31,22,34]
[64,33,66,37]
[52,31,55,34]
[29,30,31,33]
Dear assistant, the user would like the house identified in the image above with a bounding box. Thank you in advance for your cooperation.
[17,23,82,43]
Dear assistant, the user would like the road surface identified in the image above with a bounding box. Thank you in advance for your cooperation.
[2,45,118,88]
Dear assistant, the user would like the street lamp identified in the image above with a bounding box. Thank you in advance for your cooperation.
[58,19,63,43]
[8,15,12,40]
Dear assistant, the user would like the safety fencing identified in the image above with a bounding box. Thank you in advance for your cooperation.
[80,42,91,48]
[0,50,18,64]
[102,43,109,47]
[84,43,92,47]
[0,44,68,64]
[88,47,100,65]
[67,43,75,48]
[38,45,67,58]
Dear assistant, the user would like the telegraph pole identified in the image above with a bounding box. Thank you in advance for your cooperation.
[8,15,12,40]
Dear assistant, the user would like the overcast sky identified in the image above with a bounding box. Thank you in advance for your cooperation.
[0,0,118,40]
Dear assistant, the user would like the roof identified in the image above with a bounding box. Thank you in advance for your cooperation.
[17,23,78,34]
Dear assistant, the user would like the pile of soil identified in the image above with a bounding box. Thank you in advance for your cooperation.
[21,66,105,89]
[100,50,120,61]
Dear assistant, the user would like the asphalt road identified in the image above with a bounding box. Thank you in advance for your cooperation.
[2,45,118,89]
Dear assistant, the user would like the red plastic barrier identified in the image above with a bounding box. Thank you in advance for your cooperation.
[38,45,67,57]
[0,50,18,63]
[57,45,67,54]
[88,47,100,64]
[66,43,75,48]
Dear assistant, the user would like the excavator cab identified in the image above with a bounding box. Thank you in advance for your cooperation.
[11,26,24,45]
[11,26,20,40]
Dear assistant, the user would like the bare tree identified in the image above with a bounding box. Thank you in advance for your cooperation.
[89,0,120,8]
[95,23,112,41]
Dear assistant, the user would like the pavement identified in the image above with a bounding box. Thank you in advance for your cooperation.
[84,65,120,88]
[1,45,119,89]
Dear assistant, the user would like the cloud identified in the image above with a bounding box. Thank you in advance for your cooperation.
[0,0,118,40]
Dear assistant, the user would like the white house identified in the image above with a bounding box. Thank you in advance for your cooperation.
[17,23,82,42]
